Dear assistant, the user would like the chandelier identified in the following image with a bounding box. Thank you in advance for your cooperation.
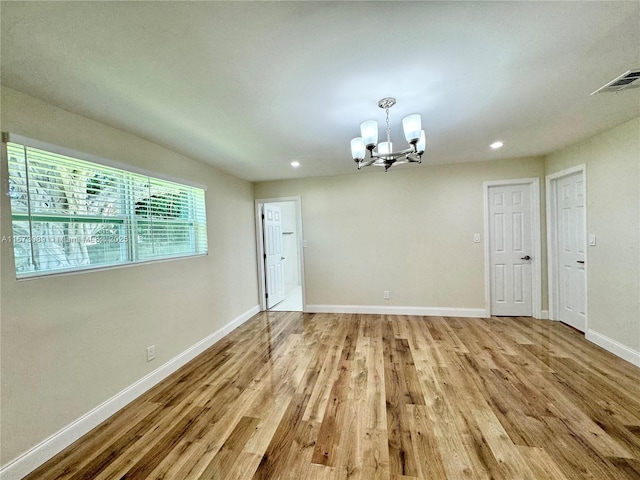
[350,97,426,171]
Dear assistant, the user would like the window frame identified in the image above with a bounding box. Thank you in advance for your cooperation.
[3,133,208,280]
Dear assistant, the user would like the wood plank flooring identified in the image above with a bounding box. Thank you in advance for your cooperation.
[25,312,640,479]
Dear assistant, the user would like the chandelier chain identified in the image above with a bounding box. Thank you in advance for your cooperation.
[385,107,391,146]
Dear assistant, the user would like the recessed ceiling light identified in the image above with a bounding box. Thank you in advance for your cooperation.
[490,141,504,150]
[290,161,300,168]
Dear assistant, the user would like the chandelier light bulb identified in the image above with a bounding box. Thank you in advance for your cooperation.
[378,141,393,156]
[351,137,365,160]
[360,120,378,148]
[402,114,422,144]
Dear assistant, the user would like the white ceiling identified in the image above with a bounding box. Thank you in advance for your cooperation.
[1,1,639,182]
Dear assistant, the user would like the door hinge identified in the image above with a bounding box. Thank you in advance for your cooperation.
[263,253,267,260]
[265,293,269,299]
[261,213,265,220]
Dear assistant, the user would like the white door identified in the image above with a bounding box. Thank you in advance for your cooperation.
[556,172,586,331]
[488,183,533,316]
[263,203,285,308]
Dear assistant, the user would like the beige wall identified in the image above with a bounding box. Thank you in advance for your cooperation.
[0,87,259,464]
[545,117,640,352]
[255,157,547,310]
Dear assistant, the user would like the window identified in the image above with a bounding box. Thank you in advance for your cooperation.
[5,139,208,278]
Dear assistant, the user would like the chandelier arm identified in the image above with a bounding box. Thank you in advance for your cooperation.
[394,152,423,165]
[357,158,378,169]
[369,146,416,161]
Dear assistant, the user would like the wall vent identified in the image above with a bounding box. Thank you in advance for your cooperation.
[591,69,640,94]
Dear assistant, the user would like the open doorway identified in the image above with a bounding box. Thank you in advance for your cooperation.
[255,197,305,312]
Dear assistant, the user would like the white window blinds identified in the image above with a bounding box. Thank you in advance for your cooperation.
[6,141,208,278]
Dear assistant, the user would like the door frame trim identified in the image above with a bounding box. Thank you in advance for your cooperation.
[545,164,587,325]
[483,178,542,318]
[255,196,306,312]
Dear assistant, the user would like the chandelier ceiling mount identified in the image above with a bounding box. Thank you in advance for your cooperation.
[377,96,397,109]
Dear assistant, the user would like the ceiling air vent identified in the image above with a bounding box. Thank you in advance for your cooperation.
[591,69,640,94]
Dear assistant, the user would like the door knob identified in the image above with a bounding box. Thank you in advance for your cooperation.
[281,256,285,260]
[521,255,531,260]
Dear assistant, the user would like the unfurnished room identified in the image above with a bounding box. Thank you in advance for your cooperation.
[0,1,639,479]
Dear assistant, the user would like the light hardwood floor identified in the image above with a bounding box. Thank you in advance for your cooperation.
[25,312,640,479]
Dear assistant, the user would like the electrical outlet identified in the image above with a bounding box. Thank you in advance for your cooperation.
[146,345,156,362]
[383,290,390,300]
[473,233,481,243]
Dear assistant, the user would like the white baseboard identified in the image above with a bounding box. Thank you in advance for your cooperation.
[305,304,488,318]
[0,304,260,480]
[586,329,640,368]
[539,310,549,320]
